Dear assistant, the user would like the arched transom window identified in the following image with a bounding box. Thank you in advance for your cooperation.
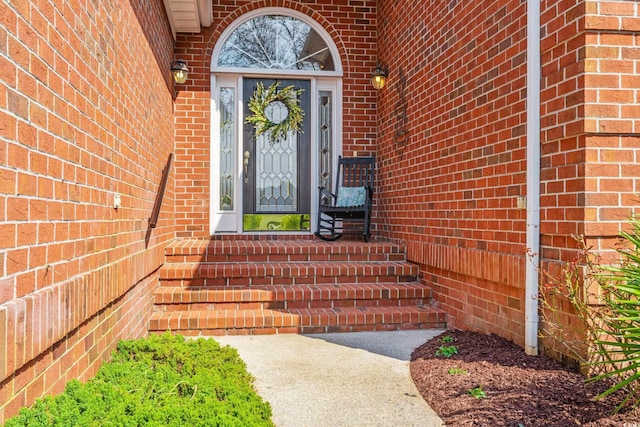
[217,14,336,72]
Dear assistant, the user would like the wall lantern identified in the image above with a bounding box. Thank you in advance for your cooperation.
[171,60,189,84]
[371,65,388,90]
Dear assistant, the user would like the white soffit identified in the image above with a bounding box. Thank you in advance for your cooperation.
[198,0,213,28]
[163,0,213,38]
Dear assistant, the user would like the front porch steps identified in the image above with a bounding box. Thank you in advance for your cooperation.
[148,238,446,335]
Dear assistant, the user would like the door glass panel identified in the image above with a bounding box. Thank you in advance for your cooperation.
[218,15,335,71]
[319,91,332,203]
[219,88,235,211]
[255,130,297,213]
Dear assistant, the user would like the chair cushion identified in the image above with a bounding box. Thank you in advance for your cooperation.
[336,186,366,207]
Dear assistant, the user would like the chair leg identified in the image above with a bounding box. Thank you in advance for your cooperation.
[316,231,343,241]
[363,209,371,242]
[315,214,343,241]
[326,216,342,241]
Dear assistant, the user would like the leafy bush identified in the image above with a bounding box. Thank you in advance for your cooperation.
[467,386,486,399]
[539,215,640,411]
[440,335,454,343]
[5,333,273,426]
[591,216,640,408]
[435,345,458,358]
[281,214,309,230]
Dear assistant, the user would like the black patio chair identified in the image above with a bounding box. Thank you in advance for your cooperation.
[315,155,375,242]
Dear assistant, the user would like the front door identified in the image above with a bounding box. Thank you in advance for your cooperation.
[242,78,311,232]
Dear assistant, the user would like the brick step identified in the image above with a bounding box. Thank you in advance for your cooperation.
[148,305,447,336]
[150,238,447,337]
[153,283,431,312]
[159,261,419,286]
[164,239,407,264]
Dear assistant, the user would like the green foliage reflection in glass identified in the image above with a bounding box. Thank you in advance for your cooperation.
[244,214,310,231]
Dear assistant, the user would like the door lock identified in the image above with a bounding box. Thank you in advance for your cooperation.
[244,151,250,184]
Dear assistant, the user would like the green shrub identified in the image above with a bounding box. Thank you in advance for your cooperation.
[591,216,640,409]
[467,386,486,399]
[5,333,273,426]
[435,345,458,358]
[540,215,640,412]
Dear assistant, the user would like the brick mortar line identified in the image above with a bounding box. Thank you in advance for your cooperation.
[0,245,164,383]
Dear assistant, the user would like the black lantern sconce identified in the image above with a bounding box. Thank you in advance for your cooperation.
[371,65,388,90]
[171,60,189,84]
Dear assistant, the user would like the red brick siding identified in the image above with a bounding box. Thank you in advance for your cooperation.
[538,0,590,358]
[582,1,640,249]
[542,0,640,256]
[0,0,175,421]
[377,0,529,344]
[538,0,640,360]
[540,0,587,262]
[173,0,378,237]
[174,91,210,238]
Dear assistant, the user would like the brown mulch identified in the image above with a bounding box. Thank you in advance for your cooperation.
[410,330,640,427]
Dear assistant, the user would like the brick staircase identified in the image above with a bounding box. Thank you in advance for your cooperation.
[148,238,446,336]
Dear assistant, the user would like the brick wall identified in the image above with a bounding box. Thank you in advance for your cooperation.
[376,0,529,345]
[0,0,175,421]
[2,2,634,418]
[539,0,640,359]
[581,0,640,249]
[375,0,640,352]
[173,0,378,237]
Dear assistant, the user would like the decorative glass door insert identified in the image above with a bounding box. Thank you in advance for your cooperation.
[243,78,311,231]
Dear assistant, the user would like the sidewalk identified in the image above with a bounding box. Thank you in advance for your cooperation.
[216,330,445,427]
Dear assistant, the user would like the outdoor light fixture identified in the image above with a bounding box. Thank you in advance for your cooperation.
[371,65,388,90]
[171,60,189,84]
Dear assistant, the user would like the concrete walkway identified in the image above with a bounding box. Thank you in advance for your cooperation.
[215,330,445,427]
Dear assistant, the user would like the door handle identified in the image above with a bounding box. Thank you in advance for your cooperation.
[244,151,250,184]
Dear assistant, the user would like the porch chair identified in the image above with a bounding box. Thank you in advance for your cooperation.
[315,155,375,242]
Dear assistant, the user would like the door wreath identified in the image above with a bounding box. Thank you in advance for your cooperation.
[246,82,304,144]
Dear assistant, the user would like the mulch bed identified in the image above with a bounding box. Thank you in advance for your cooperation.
[410,330,640,426]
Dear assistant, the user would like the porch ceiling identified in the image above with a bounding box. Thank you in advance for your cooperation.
[163,0,212,38]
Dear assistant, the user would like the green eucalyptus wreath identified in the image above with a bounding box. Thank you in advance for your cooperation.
[245,82,304,144]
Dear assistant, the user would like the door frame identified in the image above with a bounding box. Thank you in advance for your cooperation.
[209,74,342,234]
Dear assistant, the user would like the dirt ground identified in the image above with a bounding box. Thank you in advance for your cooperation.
[410,330,640,427]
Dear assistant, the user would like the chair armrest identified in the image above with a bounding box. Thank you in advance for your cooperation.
[318,186,337,207]
[319,186,337,200]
